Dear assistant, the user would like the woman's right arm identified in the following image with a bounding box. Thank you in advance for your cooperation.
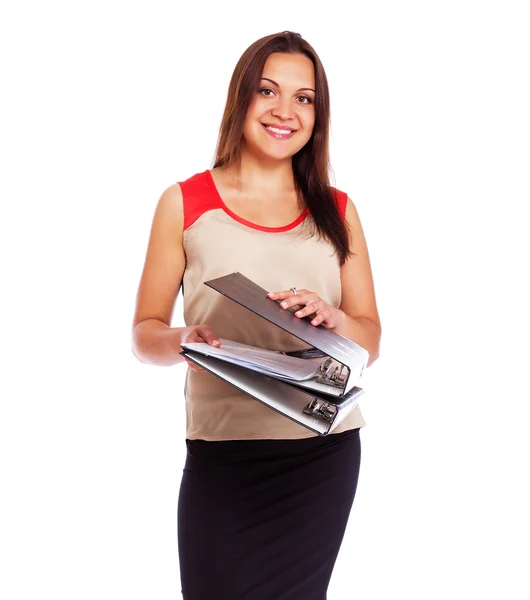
[131,183,219,368]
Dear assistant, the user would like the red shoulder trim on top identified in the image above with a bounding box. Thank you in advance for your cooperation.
[329,186,348,220]
[178,170,222,231]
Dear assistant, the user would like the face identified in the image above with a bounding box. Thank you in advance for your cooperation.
[242,52,316,162]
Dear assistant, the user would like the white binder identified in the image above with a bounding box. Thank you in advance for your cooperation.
[180,272,369,436]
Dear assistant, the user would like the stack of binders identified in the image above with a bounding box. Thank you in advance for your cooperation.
[180,272,369,436]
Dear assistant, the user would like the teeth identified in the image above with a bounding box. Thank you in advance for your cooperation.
[265,125,293,135]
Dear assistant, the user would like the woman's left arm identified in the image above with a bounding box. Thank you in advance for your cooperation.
[267,196,381,367]
[333,195,381,367]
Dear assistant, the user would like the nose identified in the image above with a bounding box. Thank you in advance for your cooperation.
[270,95,295,121]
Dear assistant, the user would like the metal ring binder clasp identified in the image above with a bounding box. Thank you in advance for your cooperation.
[290,287,297,296]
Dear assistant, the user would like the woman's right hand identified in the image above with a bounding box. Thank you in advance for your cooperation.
[178,325,221,372]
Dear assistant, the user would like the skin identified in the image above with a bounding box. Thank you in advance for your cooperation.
[241,52,316,165]
[209,52,317,228]
[132,52,381,372]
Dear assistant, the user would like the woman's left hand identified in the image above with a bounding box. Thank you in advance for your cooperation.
[266,289,343,330]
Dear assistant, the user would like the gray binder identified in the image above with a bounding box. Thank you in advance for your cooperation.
[180,272,369,436]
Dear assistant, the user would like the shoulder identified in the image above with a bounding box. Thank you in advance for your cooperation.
[176,169,220,231]
[152,182,184,238]
[328,185,348,220]
[327,186,364,248]
[177,169,210,195]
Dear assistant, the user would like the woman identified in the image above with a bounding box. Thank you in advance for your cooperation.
[132,31,381,600]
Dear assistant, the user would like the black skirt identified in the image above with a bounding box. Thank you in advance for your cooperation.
[177,428,362,600]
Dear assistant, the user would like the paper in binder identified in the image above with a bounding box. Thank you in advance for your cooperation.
[180,272,369,436]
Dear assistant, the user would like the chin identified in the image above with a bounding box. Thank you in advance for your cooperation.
[243,128,309,160]
[259,148,297,162]
[253,139,309,162]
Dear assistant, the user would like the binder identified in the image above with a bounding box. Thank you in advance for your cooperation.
[180,272,369,436]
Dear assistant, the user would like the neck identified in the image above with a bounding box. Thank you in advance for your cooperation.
[225,147,296,195]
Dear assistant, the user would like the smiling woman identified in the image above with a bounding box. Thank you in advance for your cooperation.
[131,30,381,600]
[243,53,316,151]
[210,33,353,264]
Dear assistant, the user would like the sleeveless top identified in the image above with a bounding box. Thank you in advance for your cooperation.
[178,169,367,441]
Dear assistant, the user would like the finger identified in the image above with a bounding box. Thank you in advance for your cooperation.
[310,313,325,326]
[277,293,311,310]
[294,302,320,318]
[267,288,308,300]
[312,310,336,328]
[196,327,221,347]
[267,291,288,301]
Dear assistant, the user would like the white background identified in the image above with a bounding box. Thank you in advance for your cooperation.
[1,1,529,598]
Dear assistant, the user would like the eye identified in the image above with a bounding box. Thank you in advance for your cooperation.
[297,95,313,105]
[259,87,275,97]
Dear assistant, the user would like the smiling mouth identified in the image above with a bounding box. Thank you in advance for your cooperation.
[262,123,296,135]
[261,123,297,138]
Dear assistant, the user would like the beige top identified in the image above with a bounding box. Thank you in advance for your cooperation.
[178,169,367,440]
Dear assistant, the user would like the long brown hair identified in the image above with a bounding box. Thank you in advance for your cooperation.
[212,31,355,265]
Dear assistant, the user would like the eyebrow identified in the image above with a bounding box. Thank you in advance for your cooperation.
[261,77,315,93]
